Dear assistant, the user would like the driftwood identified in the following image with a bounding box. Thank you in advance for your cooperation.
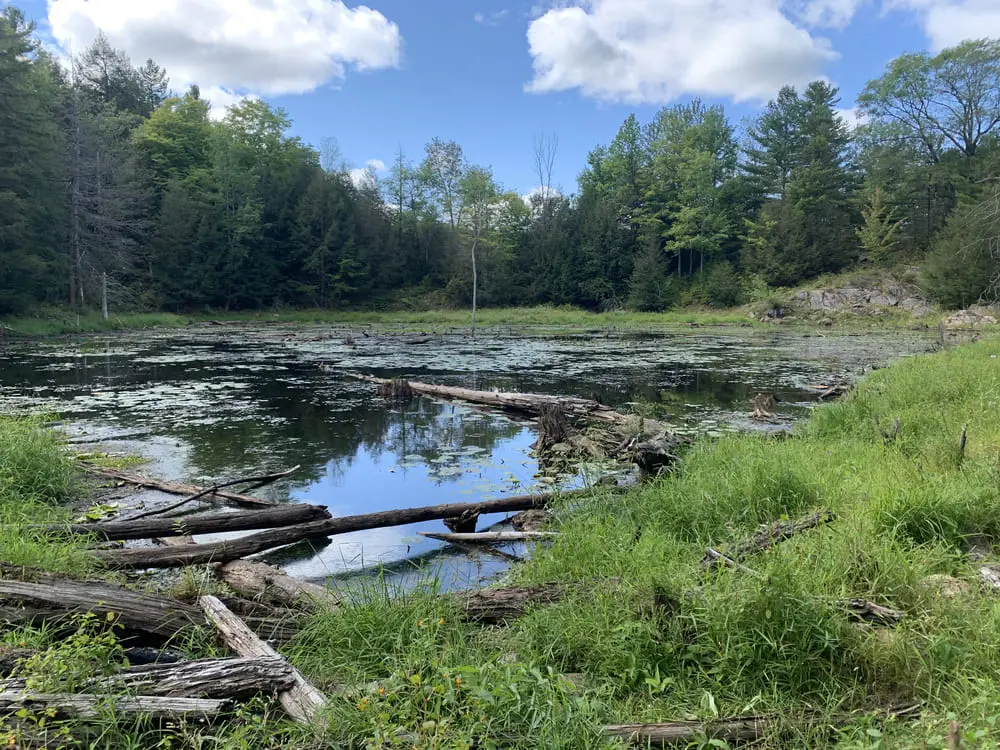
[0,579,202,640]
[419,531,558,544]
[97,492,570,569]
[0,692,227,720]
[58,503,331,541]
[604,705,920,747]
[78,464,278,509]
[844,599,904,627]
[450,583,570,624]
[217,560,339,610]
[124,465,301,521]
[199,596,328,725]
[701,510,836,569]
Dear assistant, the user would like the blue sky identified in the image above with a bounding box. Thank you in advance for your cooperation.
[17,0,1000,195]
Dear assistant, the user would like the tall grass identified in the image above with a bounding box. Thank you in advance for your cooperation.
[280,337,1000,747]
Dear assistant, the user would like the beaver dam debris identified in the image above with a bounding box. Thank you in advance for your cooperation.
[351,373,686,476]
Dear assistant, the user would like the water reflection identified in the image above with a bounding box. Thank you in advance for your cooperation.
[0,325,936,589]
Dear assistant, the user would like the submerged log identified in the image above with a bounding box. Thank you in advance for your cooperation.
[0,692,226,721]
[199,596,328,725]
[79,464,278,508]
[420,531,558,544]
[58,503,331,541]
[97,491,583,569]
[217,560,339,611]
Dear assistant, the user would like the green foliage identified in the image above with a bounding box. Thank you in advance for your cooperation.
[857,187,903,265]
[627,243,671,311]
[922,185,1000,308]
[0,416,74,503]
[698,262,746,308]
[20,612,126,692]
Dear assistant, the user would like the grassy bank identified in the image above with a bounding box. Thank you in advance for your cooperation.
[4,339,1000,747]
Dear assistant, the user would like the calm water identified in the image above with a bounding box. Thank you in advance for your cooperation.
[0,324,936,589]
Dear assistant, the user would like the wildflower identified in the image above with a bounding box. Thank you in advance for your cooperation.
[377,687,386,696]
[356,699,369,711]
[437,618,445,625]
[455,677,462,686]
[418,619,425,628]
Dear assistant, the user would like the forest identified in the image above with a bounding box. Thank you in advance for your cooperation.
[2,4,1000,317]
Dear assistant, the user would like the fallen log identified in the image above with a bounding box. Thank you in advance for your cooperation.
[124,466,301,521]
[701,510,836,569]
[351,374,644,428]
[217,560,339,611]
[56,503,331,541]
[97,491,584,569]
[1,657,296,701]
[78,464,278,509]
[419,531,558,544]
[843,599,904,627]
[0,579,202,640]
[0,692,226,721]
[199,596,328,725]
[450,583,569,624]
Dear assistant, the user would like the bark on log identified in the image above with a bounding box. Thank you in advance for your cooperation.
[218,560,339,611]
[702,511,836,569]
[0,657,295,701]
[97,492,574,569]
[0,579,202,639]
[843,599,905,626]
[78,464,278,508]
[351,374,660,430]
[450,583,569,624]
[60,504,331,541]
[199,596,328,725]
[419,531,558,544]
[605,717,767,746]
[0,692,226,721]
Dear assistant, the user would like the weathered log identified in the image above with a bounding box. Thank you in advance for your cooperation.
[0,692,227,721]
[59,503,331,541]
[843,599,905,627]
[419,531,558,544]
[605,717,767,746]
[510,509,554,532]
[97,491,579,569]
[352,374,662,430]
[78,463,278,508]
[450,583,570,624]
[217,560,339,611]
[702,548,762,577]
[1,657,295,701]
[701,511,836,569]
[0,579,202,639]
[125,465,301,521]
[199,596,328,725]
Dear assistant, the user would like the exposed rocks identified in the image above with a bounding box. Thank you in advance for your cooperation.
[942,306,999,328]
[791,285,931,317]
[919,574,972,599]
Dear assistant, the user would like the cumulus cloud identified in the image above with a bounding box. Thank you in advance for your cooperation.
[46,0,402,112]
[836,106,869,129]
[349,158,386,189]
[885,0,1000,50]
[525,0,840,105]
[784,0,870,28]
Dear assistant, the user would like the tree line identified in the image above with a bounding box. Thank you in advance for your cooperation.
[2,4,1000,317]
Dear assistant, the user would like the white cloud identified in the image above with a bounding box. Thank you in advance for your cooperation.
[349,158,386,188]
[525,0,840,105]
[47,0,402,113]
[836,106,869,129]
[784,0,870,28]
[474,9,510,26]
[885,0,1000,50]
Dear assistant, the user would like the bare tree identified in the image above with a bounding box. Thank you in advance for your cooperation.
[532,132,559,205]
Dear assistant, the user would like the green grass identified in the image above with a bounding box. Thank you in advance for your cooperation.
[7,340,1000,747]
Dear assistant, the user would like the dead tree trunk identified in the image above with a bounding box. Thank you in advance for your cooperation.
[419,531,558,544]
[0,692,227,721]
[57,504,331,541]
[217,560,339,611]
[97,492,565,569]
[199,596,328,725]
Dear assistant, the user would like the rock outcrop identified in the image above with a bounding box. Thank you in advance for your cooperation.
[791,285,930,317]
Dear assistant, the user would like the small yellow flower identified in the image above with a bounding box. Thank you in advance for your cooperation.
[8,736,18,748]
[418,619,425,628]
[437,618,445,625]
[455,677,463,686]
[356,699,369,711]
[377,687,386,696]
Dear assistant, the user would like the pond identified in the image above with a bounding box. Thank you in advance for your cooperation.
[0,323,937,591]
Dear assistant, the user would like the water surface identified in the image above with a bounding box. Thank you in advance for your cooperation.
[0,324,936,589]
